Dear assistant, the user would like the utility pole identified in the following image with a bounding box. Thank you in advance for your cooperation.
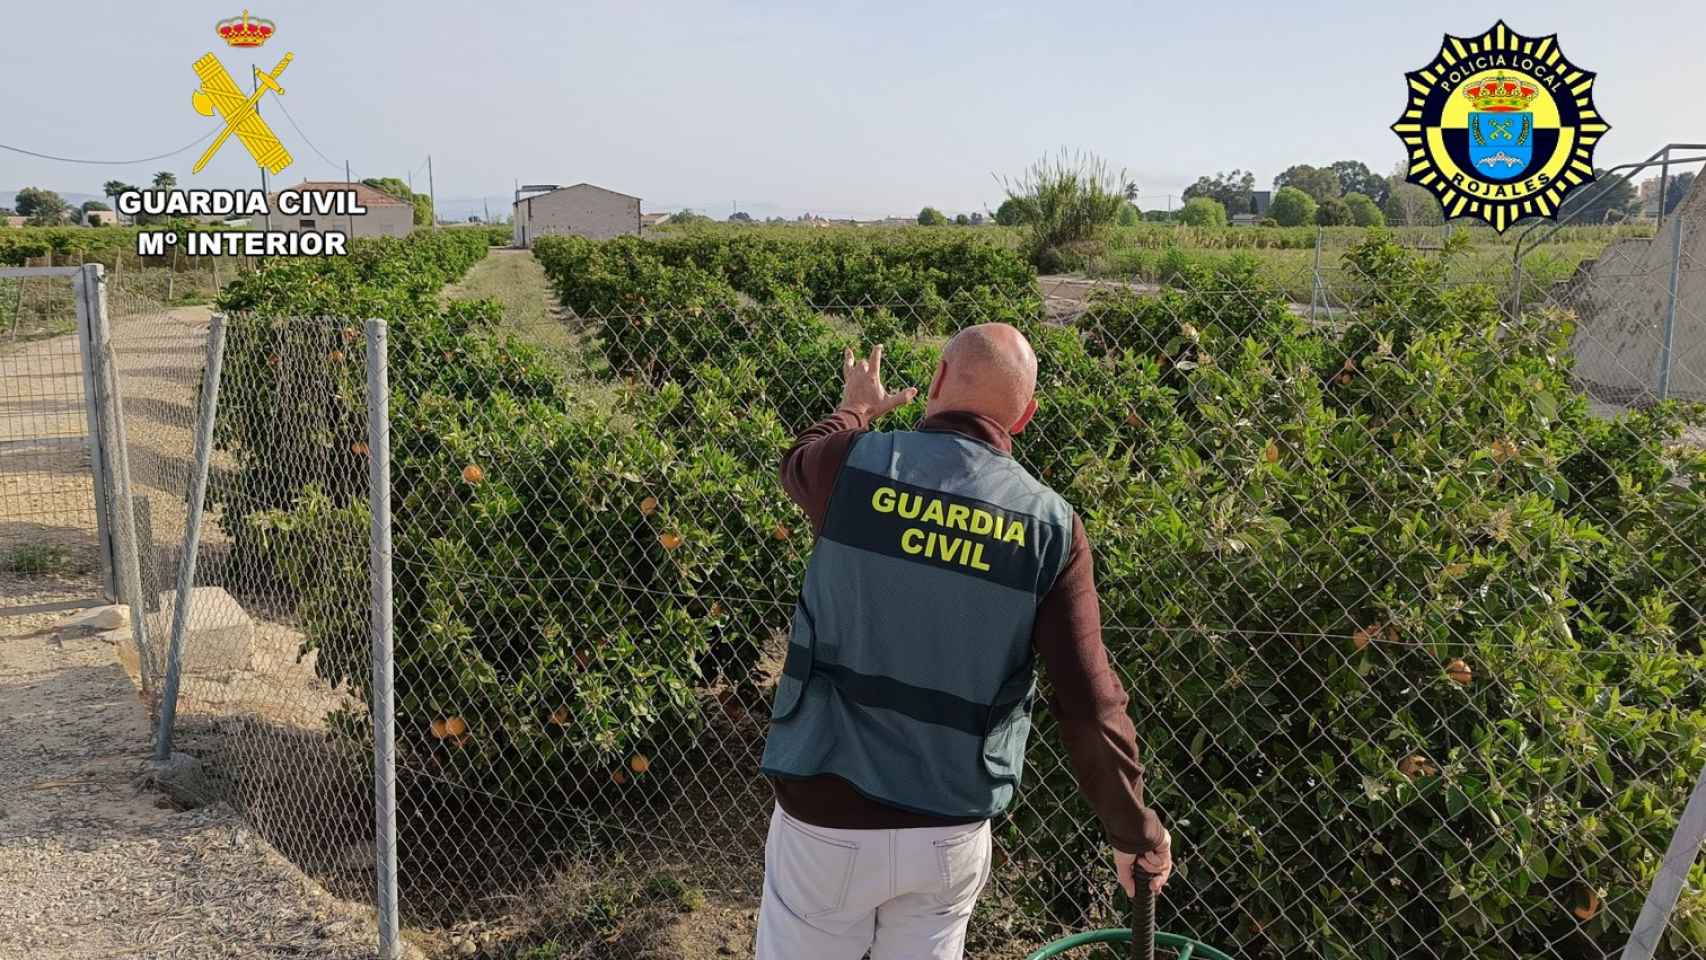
[426,155,436,229]
[345,159,355,238]
[483,197,490,224]
[254,64,271,230]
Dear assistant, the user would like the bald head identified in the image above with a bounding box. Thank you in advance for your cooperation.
[926,323,1039,432]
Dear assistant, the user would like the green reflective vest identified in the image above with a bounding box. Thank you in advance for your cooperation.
[761,427,1075,819]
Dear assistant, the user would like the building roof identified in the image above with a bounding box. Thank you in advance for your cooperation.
[283,181,410,206]
[514,182,641,206]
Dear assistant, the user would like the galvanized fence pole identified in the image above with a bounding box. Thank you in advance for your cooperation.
[1620,756,1706,960]
[366,317,400,959]
[77,264,154,694]
[70,265,116,599]
[1310,226,1322,325]
[1656,213,1684,401]
[153,313,228,761]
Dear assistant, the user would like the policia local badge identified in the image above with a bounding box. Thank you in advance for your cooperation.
[1391,21,1610,232]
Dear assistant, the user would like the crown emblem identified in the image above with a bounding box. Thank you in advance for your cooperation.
[216,10,275,48]
[1461,73,1538,111]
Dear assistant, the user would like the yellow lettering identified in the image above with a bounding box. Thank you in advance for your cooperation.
[940,536,964,564]
[970,542,990,571]
[969,510,993,536]
[872,486,896,513]
[901,528,924,554]
[920,498,945,526]
[945,504,970,530]
[1002,520,1026,547]
[898,493,921,520]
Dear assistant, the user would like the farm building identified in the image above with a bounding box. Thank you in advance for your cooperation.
[513,183,641,247]
[640,212,672,229]
[265,181,414,238]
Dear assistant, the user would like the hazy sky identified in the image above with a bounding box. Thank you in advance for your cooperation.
[2,0,1700,221]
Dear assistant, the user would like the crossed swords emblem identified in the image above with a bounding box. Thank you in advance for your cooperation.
[190,52,295,174]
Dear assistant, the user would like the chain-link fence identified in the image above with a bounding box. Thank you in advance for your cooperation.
[10,208,1703,959]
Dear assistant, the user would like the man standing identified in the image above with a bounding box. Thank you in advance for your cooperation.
[757,325,1172,960]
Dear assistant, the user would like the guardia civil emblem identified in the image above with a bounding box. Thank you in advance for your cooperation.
[1391,21,1610,232]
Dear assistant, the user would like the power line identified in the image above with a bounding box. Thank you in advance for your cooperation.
[267,95,343,175]
[0,130,218,166]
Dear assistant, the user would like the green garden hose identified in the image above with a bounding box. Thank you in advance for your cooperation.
[1023,881,1236,960]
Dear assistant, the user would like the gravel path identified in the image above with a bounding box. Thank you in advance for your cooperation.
[0,581,388,960]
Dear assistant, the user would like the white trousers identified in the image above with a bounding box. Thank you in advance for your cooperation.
[756,804,992,960]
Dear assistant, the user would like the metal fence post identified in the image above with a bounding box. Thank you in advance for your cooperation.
[1656,213,1684,401]
[367,317,400,960]
[78,264,155,695]
[1310,226,1322,325]
[153,313,228,762]
[72,265,116,600]
[1620,756,1706,960]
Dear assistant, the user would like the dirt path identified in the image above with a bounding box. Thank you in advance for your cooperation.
[0,592,384,960]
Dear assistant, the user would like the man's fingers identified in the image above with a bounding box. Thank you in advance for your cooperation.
[876,387,918,416]
[844,347,856,372]
[870,343,885,379]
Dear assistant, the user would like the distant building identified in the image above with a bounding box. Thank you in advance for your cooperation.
[640,212,673,229]
[1251,190,1272,216]
[85,210,120,226]
[1230,213,1261,227]
[513,183,641,247]
[3,215,28,228]
[267,181,414,238]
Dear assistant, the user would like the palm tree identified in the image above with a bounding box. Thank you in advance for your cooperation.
[152,171,177,191]
[102,180,136,224]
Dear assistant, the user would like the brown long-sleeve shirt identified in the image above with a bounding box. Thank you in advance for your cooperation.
[768,406,1167,855]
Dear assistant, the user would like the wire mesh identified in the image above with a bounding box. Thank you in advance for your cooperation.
[0,269,104,607]
[6,214,1705,960]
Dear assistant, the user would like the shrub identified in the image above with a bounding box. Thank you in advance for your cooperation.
[1345,192,1385,227]
[1315,195,1353,226]
[1000,149,1137,271]
[1269,186,1318,227]
[918,207,947,226]
[1178,197,1226,228]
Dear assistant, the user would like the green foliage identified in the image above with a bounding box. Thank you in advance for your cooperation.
[1274,163,1341,202]
[14,186,67,225]
[1116,203,1141,227]
[532,229,1034,344]
[1331,160,1389,205]
[1182,170,1255,217]
[1001,149,1137,271]
[1315,195,1353,226]
[1559,170,1643,225]
[4,544,82,576]
[1344,191,1384,227]
[229,220,1706,958]
[1269,186,1317,227]
[1177,197,1226,228]
[918,207,947,226]
[996,197,1037,226]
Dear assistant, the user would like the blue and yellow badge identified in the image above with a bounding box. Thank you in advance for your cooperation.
[1391,21,1610,232]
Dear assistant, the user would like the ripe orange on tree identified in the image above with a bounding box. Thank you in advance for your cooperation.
[429,719,448,739]
[1445,658,1473,685]
[659,531,684,551]
[639,495,659,516]
[444,716,468,737]
[611,769,628,785]
[462,464,485,485]
[1573,887,1601,921]
[628,754,650,775]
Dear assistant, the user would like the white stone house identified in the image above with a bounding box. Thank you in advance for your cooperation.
[266,181,415,238]
[513,183,641,247]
